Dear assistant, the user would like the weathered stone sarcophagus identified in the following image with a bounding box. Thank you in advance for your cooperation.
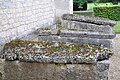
[0,14,116,80]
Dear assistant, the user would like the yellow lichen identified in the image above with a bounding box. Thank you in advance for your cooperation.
[5,40,108,57]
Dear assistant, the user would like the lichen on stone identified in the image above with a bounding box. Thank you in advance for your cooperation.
[0,39,113,63]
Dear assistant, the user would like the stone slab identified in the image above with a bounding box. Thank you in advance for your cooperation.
[36,30,52,36]
[62,14,116,26]
[38,36,113,48]
[63,20,113,33]
[1,40,113,63]
[35,29,58,36]
[0,60,109,80]
[60,30,116,39]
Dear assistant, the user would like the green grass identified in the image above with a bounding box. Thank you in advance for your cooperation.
[74,3,117,16]
[87,3,95,10]
[73,3,120,34]
[114,21,120,34]
[87,3,120,10]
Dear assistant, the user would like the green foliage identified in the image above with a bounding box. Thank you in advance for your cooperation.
[93,0,119,6]
[93,6,120,21]
[73,0,87,7]
[94,0,119,3]
[94,0,111,3]
[73,0,88,11]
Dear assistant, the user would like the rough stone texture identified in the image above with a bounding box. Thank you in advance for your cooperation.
[0,0,73,49]
[0,60,109,80]
[1,40,113,64]
[38,36,113,48]
[62,14,116,26]
[54,0,73,17]
[63,20,113,33]
[0,35,120,80]
[60,30,116,39]
[35,17,115,48]
[0,1,116,80]
[97,60,110,80]
[0,0,55,46]
[0,7,116,80]
[60,14,116,49]
[35,28,115,39]
[0,59,4,80]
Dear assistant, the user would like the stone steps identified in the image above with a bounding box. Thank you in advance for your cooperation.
[60,30,116,39]
[35,14,116,49]
[38,36,113,48]
[63,20,113,33]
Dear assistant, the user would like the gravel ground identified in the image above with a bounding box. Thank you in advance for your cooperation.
[109,34,120,80]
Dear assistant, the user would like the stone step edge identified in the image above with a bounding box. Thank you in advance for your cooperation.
[60,30,116,39]
[62,14,116,26]
[35,29,114,36]
[38,36,113,48]
[3,53,112,64]
[63,20,113,33]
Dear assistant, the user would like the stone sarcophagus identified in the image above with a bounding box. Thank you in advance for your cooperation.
[0,14,116,80]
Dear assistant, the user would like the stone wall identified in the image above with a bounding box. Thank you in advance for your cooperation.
[0,61,110,80]
[54,0,73,17]
[0,0,73,50]
[0,0,55,48]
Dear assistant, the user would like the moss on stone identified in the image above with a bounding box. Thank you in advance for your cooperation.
[4,40,111,58]
[57,28,100,33]
[81,44,89,49]
[67,44,78,53]
[7,40,55,47]
[40,41,55,46]
[68,28,78,31]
